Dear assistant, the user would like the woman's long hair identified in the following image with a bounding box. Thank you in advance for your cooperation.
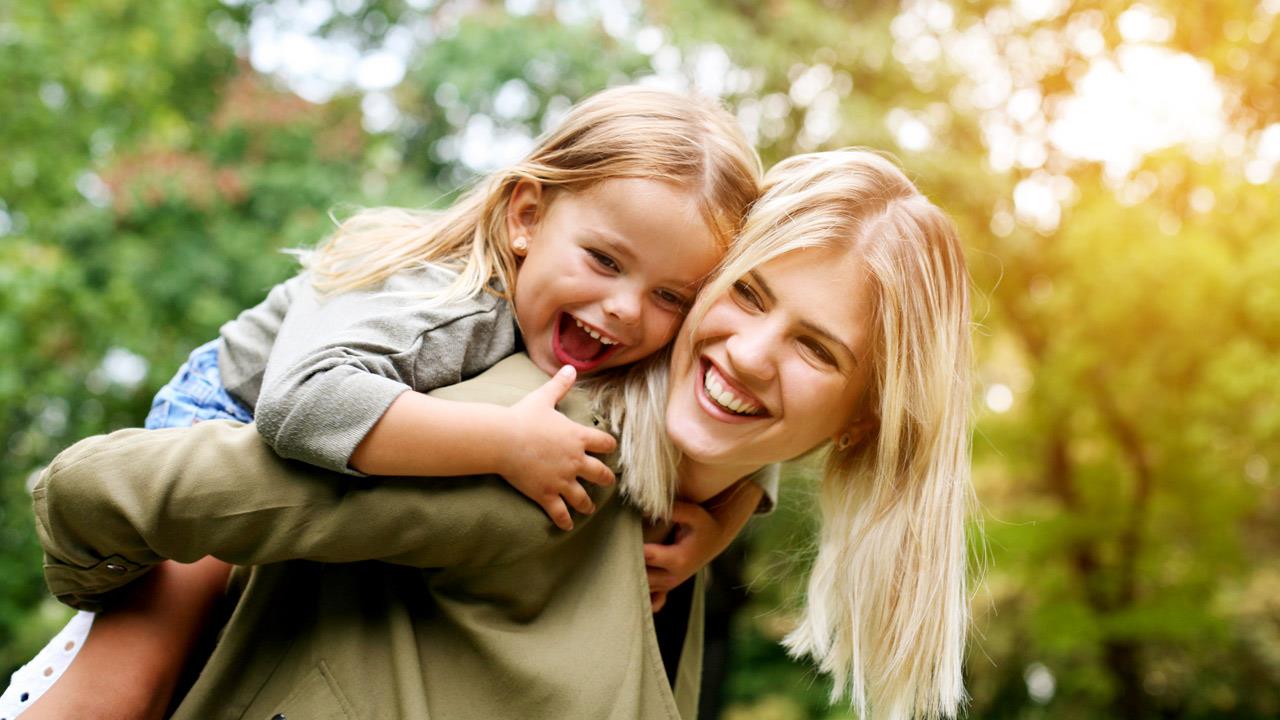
[297,85,760,304]
[607,149,974,717]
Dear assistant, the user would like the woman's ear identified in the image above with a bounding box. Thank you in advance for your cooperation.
[506,180,544,255]
[834,416,878,451]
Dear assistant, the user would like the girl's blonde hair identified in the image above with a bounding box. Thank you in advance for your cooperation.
[301,86,761,304]
[605,149,973,717]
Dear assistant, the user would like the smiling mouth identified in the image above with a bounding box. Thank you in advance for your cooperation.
[699,359,766,418]
[552,313,623,372]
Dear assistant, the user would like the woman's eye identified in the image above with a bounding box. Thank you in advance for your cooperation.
[732,280,763,310]
[587,249,620,272]
[801,339,839,368]
[654,289,689,312]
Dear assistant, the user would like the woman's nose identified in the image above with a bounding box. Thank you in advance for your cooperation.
[724,324,777,383]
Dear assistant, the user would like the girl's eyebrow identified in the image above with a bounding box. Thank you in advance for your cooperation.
[749,270,859,368]
[596,235,636,263]
[600,235,705,289]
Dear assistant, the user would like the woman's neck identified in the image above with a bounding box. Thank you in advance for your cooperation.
[676,456,763,503]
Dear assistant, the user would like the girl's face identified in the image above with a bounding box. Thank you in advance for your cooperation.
[666,245,876,473]
[510,178,721,376]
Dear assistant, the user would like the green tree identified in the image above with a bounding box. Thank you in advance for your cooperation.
[3,3,1277,718]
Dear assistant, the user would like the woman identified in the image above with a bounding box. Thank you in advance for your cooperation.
[31,149,972,719]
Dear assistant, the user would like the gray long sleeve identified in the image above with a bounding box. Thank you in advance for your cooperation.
[220,265,517,474]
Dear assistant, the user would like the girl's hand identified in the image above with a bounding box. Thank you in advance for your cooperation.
[502,366,617,531]
[644,501,722,611]
[644,481,765,611]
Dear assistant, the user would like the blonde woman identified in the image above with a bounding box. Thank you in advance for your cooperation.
[31,149,972,719]
[586,148,972,718]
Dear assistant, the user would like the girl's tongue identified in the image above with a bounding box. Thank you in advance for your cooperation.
[557,314,608,363]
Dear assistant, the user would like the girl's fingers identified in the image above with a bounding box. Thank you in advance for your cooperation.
[528,365,577,407]
[646,569,677,593]
[581,427,618,454]
[643,542,678,569]
[542,496,574,531]
[578,457,615,487]
[562,482,595,516]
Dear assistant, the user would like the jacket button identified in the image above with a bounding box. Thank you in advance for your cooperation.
[105,563,127,573]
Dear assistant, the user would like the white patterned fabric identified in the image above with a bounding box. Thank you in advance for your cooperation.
[0,611,94,718]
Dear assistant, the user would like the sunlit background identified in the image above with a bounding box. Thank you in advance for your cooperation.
[2,1,1278,718]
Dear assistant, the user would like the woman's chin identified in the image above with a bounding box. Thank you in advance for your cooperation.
[666,415,734,466]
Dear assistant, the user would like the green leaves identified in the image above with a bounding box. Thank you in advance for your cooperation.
[2,2,1277,716]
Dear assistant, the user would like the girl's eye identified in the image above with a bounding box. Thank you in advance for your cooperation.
[654,289,690,313]
[801,338,839,368]
[587,249,620,272]
[732,280,763,311]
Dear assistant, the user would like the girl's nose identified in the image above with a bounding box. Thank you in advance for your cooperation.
[603,287,643,326]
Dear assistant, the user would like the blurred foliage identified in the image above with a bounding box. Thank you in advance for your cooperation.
[2,0,1278,718]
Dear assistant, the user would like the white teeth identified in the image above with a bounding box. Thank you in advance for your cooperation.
[574,318,617,345]
[702,365,761,416]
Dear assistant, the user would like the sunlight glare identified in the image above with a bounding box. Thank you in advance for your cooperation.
[1117,4,1174,44]
[1048,45,1224,177]
[1014,174,1061,232]
[985,383,1014,413]
[1024,663,1056,704]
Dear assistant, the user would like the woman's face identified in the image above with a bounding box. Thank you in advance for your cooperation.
[666,245,876,472]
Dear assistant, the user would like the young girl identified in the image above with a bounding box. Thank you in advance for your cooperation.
[2,84,761,718]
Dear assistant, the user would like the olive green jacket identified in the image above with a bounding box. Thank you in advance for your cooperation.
[33,355,704,719]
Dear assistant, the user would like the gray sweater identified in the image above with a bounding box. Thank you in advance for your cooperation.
[217,264,518,474]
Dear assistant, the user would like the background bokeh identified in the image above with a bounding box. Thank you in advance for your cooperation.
[2,1,1278,717]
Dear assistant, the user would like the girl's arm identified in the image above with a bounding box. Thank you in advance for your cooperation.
[349,365,617,531]
[34,360,611,611]
[248,266,518,476]
[644,480,764,611]
[243,271,616,530]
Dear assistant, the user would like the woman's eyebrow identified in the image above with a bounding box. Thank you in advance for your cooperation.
[800,320,859,368]
[752,269,858,367]
[748,270,776,302]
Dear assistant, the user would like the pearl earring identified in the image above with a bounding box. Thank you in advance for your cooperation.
[512,236,529,255]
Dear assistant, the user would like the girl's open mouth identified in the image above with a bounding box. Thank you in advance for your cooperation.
[552,313,623,372]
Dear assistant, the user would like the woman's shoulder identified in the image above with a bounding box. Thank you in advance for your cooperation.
[428,353,545,404]
[428,354,595,427]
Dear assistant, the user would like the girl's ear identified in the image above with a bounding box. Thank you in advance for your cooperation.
[506,180,544,249]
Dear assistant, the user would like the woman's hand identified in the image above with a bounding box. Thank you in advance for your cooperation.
[643,481,764,611]
[502,365,618,531]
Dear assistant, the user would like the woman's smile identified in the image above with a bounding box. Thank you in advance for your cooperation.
[696,358,768,422]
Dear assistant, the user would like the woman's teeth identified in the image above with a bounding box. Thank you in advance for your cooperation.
[574,317,617,345]
[703,366,761,416]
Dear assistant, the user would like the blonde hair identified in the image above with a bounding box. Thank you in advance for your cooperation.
[586,349,679,519]
[604,149,973,717]
[299,86,760,304]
